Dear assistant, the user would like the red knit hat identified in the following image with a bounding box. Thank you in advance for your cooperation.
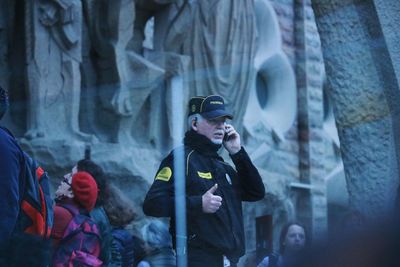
[71,171,98,212]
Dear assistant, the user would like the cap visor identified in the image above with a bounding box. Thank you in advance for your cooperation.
[201,110,233,120]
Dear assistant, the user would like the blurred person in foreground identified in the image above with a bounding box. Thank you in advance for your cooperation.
[0,86,52,267]
[137,219,176,267]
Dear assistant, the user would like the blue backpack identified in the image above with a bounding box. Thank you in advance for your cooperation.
[16,153,54,238]
[1,126,53,266]
[0,126,54,237]
[110,228,135,267]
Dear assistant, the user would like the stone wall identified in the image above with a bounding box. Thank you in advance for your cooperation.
[312,0,400,219]
[294,0,327,237]
[241,0,340,263]
[0,0,357,265]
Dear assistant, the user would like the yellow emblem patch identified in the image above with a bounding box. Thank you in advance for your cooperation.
[156,167,172,181]
[197,171,212,179]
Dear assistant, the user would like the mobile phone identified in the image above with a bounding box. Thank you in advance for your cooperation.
[223,132,230,142]
[224,124,232,141]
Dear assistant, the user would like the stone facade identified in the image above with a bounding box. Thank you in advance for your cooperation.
[294,0,327,237]
[312,0,400,219]
[2,0,399,265]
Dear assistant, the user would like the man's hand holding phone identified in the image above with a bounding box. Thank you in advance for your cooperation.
[223,123,241,155]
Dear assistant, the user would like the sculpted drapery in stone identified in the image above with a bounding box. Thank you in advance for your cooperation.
[82,0,164,144]
[88,0,134,117]
[181,0,257,129]
[124,0,257,145]
[25,0,89,141]
[20,0,257,144]
[131,0,257,146]
[132,0,178,54]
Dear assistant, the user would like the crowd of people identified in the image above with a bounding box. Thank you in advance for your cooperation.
[0,84,268,266]
[4,85,397,267]
[0,86,180,267]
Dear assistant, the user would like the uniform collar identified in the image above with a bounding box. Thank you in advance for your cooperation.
[184,130,222,158]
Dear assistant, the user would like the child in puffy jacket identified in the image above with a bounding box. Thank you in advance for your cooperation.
[51,169,101,266]
[104,183,138,267]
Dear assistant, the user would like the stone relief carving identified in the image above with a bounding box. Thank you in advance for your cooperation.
[1,0,295,153]
[134,0,257,140]
[0,0,349,252]
[243,0,297,143]
[3,0,299,155]
[125,0,190,147]
[179,0,258,131]
[81,0,164,144]
[131,0,178,54]
[24,0,91,142]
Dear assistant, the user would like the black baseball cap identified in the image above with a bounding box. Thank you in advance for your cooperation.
[188,95,233,119]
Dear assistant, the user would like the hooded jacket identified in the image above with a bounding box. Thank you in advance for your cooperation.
[0,127,24,253]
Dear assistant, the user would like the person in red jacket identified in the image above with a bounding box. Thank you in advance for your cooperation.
[51,170,101,266]
[52,169,98,241]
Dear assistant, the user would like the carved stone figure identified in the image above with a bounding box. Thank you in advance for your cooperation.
[127,0,257,147]
[25,0,90,141]
[128,0,186,148]
[83,0,164,144]
[87,0,132,116]
[131,0,178,54]
[180,0,257,130]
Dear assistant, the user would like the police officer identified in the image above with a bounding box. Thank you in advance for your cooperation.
[143,95,265,267]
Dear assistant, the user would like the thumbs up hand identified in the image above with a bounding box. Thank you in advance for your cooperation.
[202,184,223,213]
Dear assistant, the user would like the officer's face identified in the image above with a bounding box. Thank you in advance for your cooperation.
[196,117,227,144]
[283,224,306,253]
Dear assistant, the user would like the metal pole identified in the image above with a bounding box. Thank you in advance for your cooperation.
[171,75,187,267]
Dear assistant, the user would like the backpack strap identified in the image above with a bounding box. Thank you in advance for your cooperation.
[7,128,51,239]
[58,204,99,238]
[20,154,52,238]
[59,203,80,217]
[52,205,102,267]
[0,126,15,138]
[58,203,85,238]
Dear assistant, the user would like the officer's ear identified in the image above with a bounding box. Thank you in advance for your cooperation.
[192,117,198,131]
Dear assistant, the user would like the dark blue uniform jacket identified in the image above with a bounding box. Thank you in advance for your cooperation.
[143,130,265,261]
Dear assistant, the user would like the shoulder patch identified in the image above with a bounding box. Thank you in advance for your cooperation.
[156,167,172,181]
[197,171,212,179]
